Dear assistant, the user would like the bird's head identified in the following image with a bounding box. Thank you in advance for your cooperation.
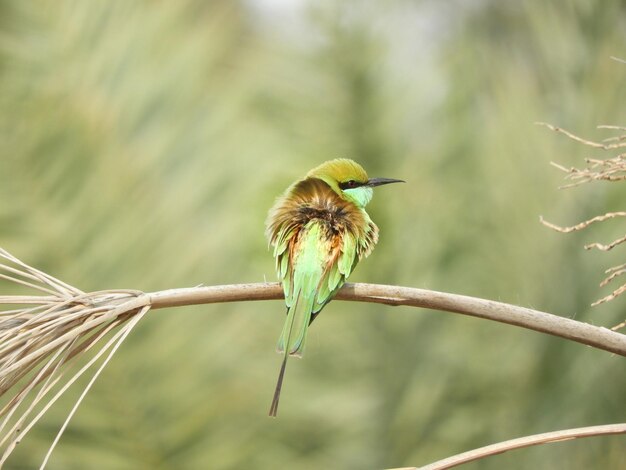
[307,158,404,208]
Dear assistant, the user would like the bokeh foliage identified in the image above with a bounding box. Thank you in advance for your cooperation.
[0,0,625,468]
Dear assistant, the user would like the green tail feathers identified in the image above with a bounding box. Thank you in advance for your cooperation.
[270,223,329,416]
[270,293,314,417]
[277,292,315,357]
[270,222,359,415]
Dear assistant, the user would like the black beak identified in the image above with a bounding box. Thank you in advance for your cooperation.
[366,177,405,187]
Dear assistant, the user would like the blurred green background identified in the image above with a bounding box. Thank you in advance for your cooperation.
[1,0,625,468]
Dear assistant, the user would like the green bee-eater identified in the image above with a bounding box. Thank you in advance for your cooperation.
[266,158,403,416]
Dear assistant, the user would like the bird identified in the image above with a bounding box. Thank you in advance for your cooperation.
[266,158,403,417]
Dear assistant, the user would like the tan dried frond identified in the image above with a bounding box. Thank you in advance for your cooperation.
[539,123,626,316]
[0,248,150,468]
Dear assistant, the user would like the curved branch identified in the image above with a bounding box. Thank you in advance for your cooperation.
[2,248,623,468]
[411,423,626,470]
[147,282,626,357]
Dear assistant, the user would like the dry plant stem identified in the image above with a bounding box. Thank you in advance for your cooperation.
[585,234,626,251]
[599,124,626,132]
[600,264,626,286]
[409,423,626,470]
[148,283,626,357]
[536,122,626,150]
[593,284,626,307]
[612,319,626,331]
[539,212,626,233]
[540,123,626,309]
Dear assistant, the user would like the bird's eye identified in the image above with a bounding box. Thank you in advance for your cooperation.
[339,179,361,190]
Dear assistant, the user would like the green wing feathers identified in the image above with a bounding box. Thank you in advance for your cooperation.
[276,222,326,357]
[275,223,368,357]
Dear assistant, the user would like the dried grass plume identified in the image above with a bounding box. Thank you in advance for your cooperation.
[538,122,626,315]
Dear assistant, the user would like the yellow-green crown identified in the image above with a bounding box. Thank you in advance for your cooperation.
[306,158,369,185]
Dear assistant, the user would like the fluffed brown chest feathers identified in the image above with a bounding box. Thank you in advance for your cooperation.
[266,177,378,252]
